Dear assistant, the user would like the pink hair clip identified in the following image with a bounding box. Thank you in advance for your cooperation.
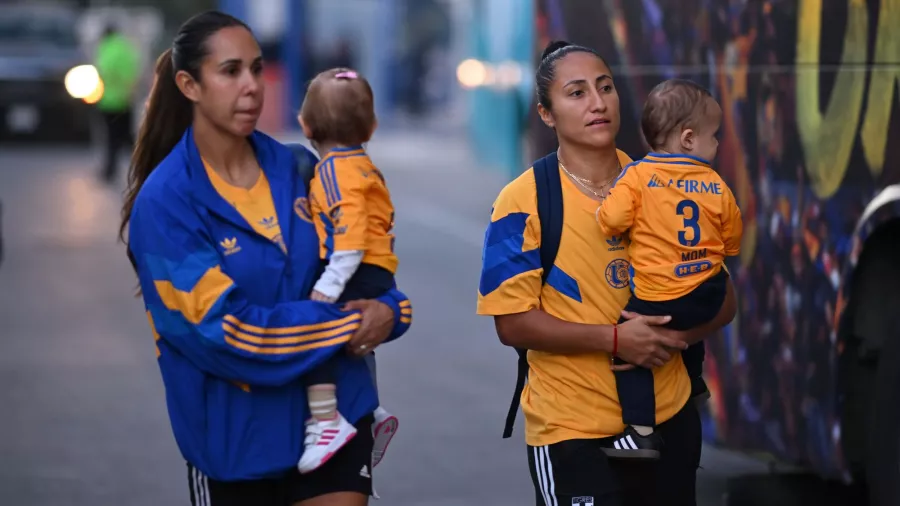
[335,71,358,79]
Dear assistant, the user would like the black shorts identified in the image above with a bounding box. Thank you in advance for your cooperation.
[527,403,701,506]
[186,414,374,506]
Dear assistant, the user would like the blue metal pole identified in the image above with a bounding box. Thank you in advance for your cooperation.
[281,0,305,131]
[218,0,245,22]
[374,0,399,125]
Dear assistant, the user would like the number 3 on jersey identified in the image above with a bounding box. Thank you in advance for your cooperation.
[676,199,701,247]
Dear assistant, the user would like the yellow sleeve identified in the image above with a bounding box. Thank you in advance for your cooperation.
[476,172,543,316]
[597,161,642,236]
[721,183,743,256]
[315,159,369,252]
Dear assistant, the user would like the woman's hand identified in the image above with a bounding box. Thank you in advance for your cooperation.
[612,313,688,370]
[626,276,738,348]
[342,299,395,357]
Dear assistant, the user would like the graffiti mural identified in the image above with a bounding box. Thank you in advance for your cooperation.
[532,0,900,479]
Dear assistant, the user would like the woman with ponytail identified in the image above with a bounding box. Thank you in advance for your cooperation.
[121,11,412,506]
[477,40,736,505]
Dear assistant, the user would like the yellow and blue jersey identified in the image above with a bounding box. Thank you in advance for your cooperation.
[128,128,412,481]
[477,150,691,447]
[203,158,287,253]
[597,153,743,301]
[309,147,398,274]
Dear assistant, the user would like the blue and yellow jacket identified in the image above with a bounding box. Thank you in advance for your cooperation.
[128,128,412,481]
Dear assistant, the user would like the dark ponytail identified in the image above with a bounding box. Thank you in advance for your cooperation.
[119,48,190,245]
[535,40,608,111]
[119,10,251,247]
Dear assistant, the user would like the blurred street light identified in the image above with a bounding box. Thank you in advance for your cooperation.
[456,59,526,91]
[64,65,102,100]
[82,79,105,104]
[457,58,488,89]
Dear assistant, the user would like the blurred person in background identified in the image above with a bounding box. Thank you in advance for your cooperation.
[477,41,736,506]
[119,11,412,506]
[322,38,354,72]
[95,23,140,184]
[395,0,450,116]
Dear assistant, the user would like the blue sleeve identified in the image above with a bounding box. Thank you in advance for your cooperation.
[376,287,412,343]
[130,188,364,387]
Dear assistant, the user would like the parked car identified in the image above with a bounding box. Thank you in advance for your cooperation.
[0,4,94,144]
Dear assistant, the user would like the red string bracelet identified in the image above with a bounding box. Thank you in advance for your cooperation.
[612,324,618,357]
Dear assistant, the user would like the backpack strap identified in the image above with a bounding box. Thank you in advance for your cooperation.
[536,151,563,283]
[502,151,563,438]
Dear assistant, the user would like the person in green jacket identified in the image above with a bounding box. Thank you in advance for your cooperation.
[95,25,141,183]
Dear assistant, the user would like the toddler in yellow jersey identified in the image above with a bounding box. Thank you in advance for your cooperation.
[295,68,399,474]
[597,79,743,460]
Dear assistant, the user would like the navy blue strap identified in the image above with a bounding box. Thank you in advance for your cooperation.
[534,152,563,284]
[502,152,564,439]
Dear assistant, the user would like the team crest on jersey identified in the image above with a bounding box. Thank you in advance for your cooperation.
[605,258,630,289]
[293,197,312,223]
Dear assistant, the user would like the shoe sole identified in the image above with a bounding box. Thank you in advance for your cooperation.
[372,415,398,468]
[298,430,358,474]
[601,447,661,460]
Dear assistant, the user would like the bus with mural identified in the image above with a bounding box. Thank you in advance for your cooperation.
[529,1,900,504]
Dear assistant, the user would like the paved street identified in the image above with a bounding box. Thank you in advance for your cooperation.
[0,130,767,505]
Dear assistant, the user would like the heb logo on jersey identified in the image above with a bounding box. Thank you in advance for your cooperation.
[647,173,723,195]
[675,260,712,277]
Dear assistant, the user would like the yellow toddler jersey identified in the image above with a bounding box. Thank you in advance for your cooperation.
[309,146,398,274]
[476,150,691,447]
[203,159,286,253]
[597,153,743,301]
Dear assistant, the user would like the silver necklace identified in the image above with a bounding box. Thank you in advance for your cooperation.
[557,151,621,201]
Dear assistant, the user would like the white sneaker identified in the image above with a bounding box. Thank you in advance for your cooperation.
[371,406,399,468]
[297,414,357,474]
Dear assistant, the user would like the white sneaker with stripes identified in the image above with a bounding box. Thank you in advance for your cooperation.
[297,414,357,474]
[601,425,661,460]
[371,406,398,468]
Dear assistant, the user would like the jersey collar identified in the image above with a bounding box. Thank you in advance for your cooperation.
[644,152,711,167]
[315,145,367,169]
